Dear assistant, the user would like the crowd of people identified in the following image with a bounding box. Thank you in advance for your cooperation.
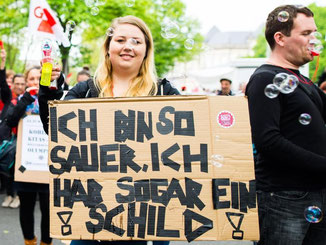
[0,4,326,245]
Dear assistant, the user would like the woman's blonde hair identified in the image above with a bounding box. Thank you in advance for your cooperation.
[94,15,157,97]
[24,66,41,81]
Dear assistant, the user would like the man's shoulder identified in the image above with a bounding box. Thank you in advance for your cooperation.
[248,64,284,86]
[246,65,281,96]
[251,64,281,77]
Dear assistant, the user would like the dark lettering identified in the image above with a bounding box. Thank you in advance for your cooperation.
[212,178,230,209]
[115,110,135,142]
[78,109,97,142]
[156,106,174,135]
[183,144,208,173]
[174,111,195,136]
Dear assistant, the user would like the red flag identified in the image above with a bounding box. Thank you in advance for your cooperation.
[28,0,70,47]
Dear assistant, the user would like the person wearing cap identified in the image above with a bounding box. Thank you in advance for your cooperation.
[217,78,233,96]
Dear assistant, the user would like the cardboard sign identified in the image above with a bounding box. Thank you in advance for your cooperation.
[48,96,259,241]
[15,114,49,183]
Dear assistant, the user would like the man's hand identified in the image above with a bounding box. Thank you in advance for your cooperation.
[51,66,61,81]
[40,60,62,82]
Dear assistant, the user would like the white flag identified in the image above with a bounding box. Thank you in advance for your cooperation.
[28,0,70,47]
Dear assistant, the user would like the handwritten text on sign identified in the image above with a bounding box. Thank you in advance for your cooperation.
[49,97,258,241]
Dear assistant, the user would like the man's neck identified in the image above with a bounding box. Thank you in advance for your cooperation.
[267,52,299,70]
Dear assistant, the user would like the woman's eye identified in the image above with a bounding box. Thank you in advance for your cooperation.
[130,38,140,45]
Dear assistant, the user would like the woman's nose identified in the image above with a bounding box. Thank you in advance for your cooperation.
[123,39,137,51]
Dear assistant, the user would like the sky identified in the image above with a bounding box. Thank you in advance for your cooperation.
[185,0,326,34]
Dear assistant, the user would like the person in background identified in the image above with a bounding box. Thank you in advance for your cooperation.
[0,49,20,209]
[39,15,178,245]
[245,5,326,244]
[235,81,248,96]
[11,74,26,99]
[217,78,234,96]
[6,66,52,245]
[0,47,10,196]
[76,69,91,83]
[319,81,326,93]
[6,69,15,88]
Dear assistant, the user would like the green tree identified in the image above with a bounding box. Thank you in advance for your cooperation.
[81,0,203,76]
[251,31,267,58]
[0,0,29,72]
[307,3,326,82]
[0,0,203,77]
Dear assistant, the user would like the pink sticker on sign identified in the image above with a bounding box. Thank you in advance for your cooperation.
[217,111,235,128]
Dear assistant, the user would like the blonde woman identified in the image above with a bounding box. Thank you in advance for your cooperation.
[39,16,178,245]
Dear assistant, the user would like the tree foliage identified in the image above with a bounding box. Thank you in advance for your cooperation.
[0,0,29,72]
[0,0,203,77]
[251,31,267,58]
[307,3,326,81]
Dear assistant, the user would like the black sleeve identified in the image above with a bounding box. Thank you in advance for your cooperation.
[38,73,65,134]
[246,72,326,173]
[157,78,180,95]
[6,92,35,127]
[0,68,12,104]
[63,81,89,100]
[38,78,89,134]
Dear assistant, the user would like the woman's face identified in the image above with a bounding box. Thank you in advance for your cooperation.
[26,68,41,88]
[108,23,147,74]
[6,74,14,87]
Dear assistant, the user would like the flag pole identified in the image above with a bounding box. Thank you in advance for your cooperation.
[23,34,34,72]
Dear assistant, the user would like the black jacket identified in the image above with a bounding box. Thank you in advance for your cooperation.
[246,64,326,191]
[39,75,179,134]
[1,70,35,141]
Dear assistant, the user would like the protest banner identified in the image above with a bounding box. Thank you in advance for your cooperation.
[48,95,259,241]
[15,114,49,183]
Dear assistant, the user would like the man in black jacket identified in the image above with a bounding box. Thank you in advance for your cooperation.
[246,5,326,245]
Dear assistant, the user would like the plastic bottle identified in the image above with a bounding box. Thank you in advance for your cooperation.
[40,39,57,89]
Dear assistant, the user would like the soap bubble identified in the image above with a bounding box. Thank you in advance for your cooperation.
[95,0,105,5]
[309,39,324,56]
[309,32,324,56]
[184,38,195,50]
[273,73,298,94]
[273,73,288,87]
[211,155,224,167]
[279,75,298,94]
[299,113,311,125]
[311,31,323,40]
[125,0,135,7]
[90,6,99,16]
[106,27,114,37]
[304,206,323,223]
[264,84,279,99]
[295,5,305,9]
[85,0,95,7]
[278,11,289,22]
[161,20,179,39]
[66,20,76,32]
[180,26,189,33]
